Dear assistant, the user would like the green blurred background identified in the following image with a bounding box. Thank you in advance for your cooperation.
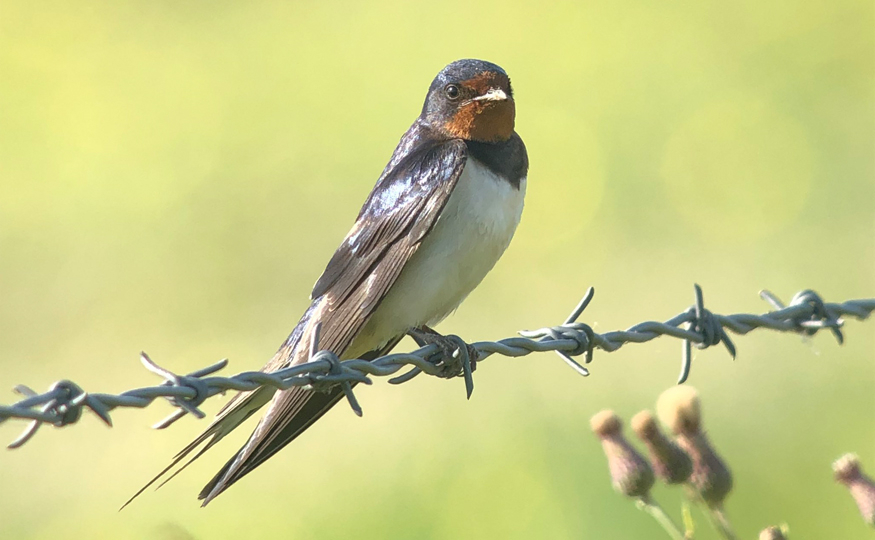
[1,1,873,538]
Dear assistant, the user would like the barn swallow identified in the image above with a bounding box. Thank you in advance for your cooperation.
[125,58,528,507]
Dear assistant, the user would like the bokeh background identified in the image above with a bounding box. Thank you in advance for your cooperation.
[1,1,873,538]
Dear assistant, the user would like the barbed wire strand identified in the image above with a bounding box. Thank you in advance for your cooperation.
[1,285,873,449]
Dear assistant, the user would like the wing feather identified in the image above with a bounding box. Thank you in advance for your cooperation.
[312,138,468,305]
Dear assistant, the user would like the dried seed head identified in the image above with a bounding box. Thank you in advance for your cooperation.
[631,410,659,439]
[678,431,733,508]
[632,410,693,485]
[759,526,787,540]
[833,453,875,526]
[834,453,862,483]
[591,410,654,498]
[656,385,701,436]
[655,387,731,507]
[591,409,622,437]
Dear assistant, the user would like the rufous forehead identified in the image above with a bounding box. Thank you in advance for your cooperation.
[460,71,510,95]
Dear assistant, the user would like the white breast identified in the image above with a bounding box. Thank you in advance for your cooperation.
[347,158,526,357]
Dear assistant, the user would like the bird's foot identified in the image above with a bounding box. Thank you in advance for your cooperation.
[407,326,478,398]
[407,326,479,377]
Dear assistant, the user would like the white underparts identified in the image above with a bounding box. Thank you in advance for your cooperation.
[346,158,526,358]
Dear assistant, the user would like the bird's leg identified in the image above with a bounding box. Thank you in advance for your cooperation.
[407,326,478,396]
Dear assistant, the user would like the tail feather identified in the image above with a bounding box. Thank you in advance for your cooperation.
[124,299,404,508]
[197,335,404,506]
[197,386,347,504]
[122,304,323,509]
[120,385,274,510]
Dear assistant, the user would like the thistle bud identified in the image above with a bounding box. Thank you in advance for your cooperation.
[759,526,787,540]
[833,453,875,526]
[631,410,692,485]
[656,385,701,436]
[656,386,732,508]
[591,410,654,498]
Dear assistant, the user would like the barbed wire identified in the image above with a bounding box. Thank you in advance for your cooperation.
[1,285,873,449]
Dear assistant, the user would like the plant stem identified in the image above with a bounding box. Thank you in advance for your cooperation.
[636,496,687,540]
[683,489,736,540]
[681,501,696,539]
[703,506,737,540]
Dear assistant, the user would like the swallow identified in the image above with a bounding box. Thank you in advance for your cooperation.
[124,58,528,507]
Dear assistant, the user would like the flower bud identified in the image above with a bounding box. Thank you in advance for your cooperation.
[591,410,654,498]
[656,385,701,436]
[631,410,692,484]
[759,526,787,540]
[656,386,732,508]
[833,453,875,526]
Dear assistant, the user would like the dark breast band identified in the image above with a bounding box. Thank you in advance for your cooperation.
[465,133,528,189]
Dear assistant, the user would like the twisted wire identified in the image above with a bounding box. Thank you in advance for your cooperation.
[1,286,872,449]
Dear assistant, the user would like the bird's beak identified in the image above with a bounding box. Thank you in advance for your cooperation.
[472,88,508,102]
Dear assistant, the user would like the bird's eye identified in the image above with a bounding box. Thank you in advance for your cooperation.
[444,84,460,100]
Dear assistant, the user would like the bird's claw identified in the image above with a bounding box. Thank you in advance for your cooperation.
[435,339,479,379]
[407,327,478,398]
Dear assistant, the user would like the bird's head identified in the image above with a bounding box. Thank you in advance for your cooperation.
[422,59,515,143]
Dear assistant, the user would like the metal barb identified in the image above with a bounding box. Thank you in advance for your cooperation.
[2,287,874,449]
[759,289,785,310]
[308,323,364,417]
[565,287,596,325]
[534,287,597,376]
[448,335,475,399]
[679,284,737,384]
[760,289,845,344]
[141,352,209,426]
[556,351,591,377]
